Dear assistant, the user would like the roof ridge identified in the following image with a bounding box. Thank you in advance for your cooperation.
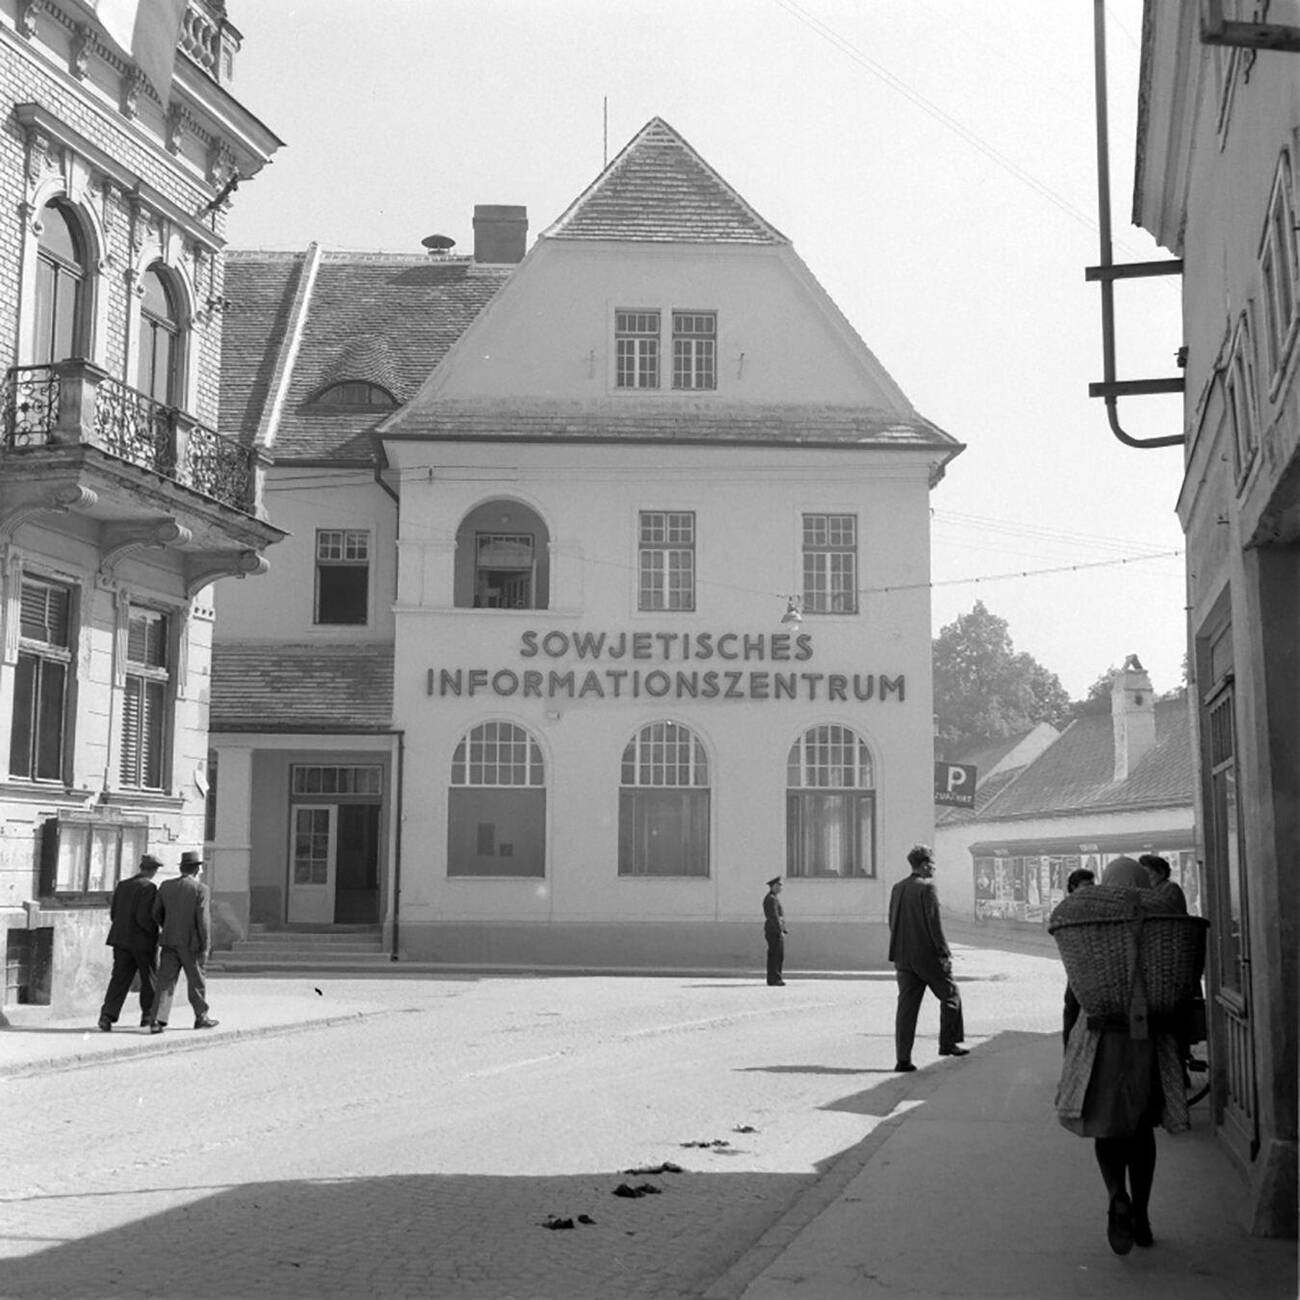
[542,116,789,245]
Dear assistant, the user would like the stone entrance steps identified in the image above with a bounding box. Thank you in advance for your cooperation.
[212,923,391,973]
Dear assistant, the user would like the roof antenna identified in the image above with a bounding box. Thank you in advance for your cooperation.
[603,96,608,168]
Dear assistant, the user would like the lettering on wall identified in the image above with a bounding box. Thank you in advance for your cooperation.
[425,630,907,704]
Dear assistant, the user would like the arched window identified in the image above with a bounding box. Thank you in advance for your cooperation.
[453,499,550,610]
[137,264,182,404]
[448,721,545,877]
[619,721,709,877]
[786,725,875,878]
[311,381,396,409]
[34,201,88,365]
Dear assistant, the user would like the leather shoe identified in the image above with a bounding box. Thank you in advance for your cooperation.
[1107,1192,1134,1255]
[97,1015,112,1032]
[894,1061,917,1072]
[150,1023,166,1035]
[939,1046,970,1057]
[767,980,786,986]
[194,1017,220,1029]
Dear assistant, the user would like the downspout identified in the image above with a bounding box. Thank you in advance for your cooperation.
[1089,0,1186,449]
[391,728,404,961]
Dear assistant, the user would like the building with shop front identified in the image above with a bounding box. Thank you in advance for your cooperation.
[210,118,962,970]
[934,658,1196,924]
[0,1,281,1017]
[1103,1,1298,1236]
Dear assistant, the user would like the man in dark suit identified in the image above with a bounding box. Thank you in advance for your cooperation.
[97,854,161,1031]
[149,850,218,1034]
[888,843,967,1071]
[763,876,788,986]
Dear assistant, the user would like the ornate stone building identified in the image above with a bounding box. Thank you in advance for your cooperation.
[0,0,281,1017]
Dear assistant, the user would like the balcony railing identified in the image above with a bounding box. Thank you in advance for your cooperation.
[180,0,242,85]
[2,361,257,515]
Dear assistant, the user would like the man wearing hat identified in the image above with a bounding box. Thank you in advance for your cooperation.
[763,876,788,986]
[149,850,218,1033]
[97,854,162,1031]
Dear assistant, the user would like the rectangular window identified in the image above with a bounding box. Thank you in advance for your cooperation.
[315,529,370,625]
[672,312,716,390]
[39,815,147,898]
[802,514,858,614]
[1260,153,1298,384]
[119,607,168,790]
[616,310,660,389]
[638,511,695,611]
[786,790,875,878]
[618,789,710,876]
[474,533,535,609]
[9,579,71,781]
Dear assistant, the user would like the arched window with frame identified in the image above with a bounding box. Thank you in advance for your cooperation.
[136,264,183,405]
[34,201,88,365]
[618,720,710,877]
[786,724,875,878]
[447,721,545,877]
[310,381,396,409]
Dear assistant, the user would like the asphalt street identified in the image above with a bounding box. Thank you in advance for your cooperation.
[1,948,1073,1299]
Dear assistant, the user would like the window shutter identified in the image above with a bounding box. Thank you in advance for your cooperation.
[20,582,69,646]
[120,676,142,784]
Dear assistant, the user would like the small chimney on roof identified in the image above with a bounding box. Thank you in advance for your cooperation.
[473,204,527,264]
[1111,654,1156,782]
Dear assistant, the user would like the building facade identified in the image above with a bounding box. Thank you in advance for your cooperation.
[935,661,1196,924]
[1128,1,1297,1236]
[0,0,281,1017]
[212,119,962,969]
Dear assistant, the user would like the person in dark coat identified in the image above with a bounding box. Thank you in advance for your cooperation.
[1062,866,1096,1047]
[888,844,966,1071]
[97,854,162,1031]
[763,876,787,986]
[149,850,218,1033]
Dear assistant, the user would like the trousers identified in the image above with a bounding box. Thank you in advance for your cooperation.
[99,945,156,1024]
[765,931,784,984]
[151,945,209,1025]
[894,964,964,1061]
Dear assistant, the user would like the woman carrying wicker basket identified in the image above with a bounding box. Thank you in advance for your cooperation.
[1049,856,1206,1256]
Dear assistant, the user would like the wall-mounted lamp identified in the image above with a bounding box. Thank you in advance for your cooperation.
[780,595,803,627]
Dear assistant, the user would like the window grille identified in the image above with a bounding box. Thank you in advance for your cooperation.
[451,721,544,787]
[802,513,858,614]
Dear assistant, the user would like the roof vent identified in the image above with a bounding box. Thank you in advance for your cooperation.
[422,234,456,256]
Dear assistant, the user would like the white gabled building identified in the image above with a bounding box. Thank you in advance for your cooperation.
[213,118,962,970]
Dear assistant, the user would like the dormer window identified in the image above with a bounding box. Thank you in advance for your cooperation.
[311,381,396,409]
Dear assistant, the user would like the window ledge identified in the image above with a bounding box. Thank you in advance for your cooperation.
[100,790,185,812]
[0,782,98,804]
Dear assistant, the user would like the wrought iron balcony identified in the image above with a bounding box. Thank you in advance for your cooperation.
[2,361,259,516]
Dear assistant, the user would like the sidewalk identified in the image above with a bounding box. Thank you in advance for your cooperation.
[0,982,407,1078]
[707,1030,1297,1300]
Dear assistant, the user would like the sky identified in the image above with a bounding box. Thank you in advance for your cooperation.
[222,0,1188,700]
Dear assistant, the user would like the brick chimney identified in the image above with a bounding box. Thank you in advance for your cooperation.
[1111,654,1156,781]
[473,205,528,264]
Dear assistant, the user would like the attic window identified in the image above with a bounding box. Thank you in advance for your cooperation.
[311,381,396,409]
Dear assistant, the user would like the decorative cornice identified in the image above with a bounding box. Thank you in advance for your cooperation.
[13,103,224,254]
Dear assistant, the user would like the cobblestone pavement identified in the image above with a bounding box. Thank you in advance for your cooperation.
[0,947,1064,1299]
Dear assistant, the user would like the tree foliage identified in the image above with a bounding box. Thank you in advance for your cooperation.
[932,601,1072,759]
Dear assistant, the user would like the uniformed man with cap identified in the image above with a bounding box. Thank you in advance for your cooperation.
[763,876,788,986]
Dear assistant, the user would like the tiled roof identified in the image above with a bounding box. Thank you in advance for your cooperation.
[543,117,789,245]
[220,252,511,460]
[978,697,1194,819]
[382,398,958,450]
[210,643,393,732]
